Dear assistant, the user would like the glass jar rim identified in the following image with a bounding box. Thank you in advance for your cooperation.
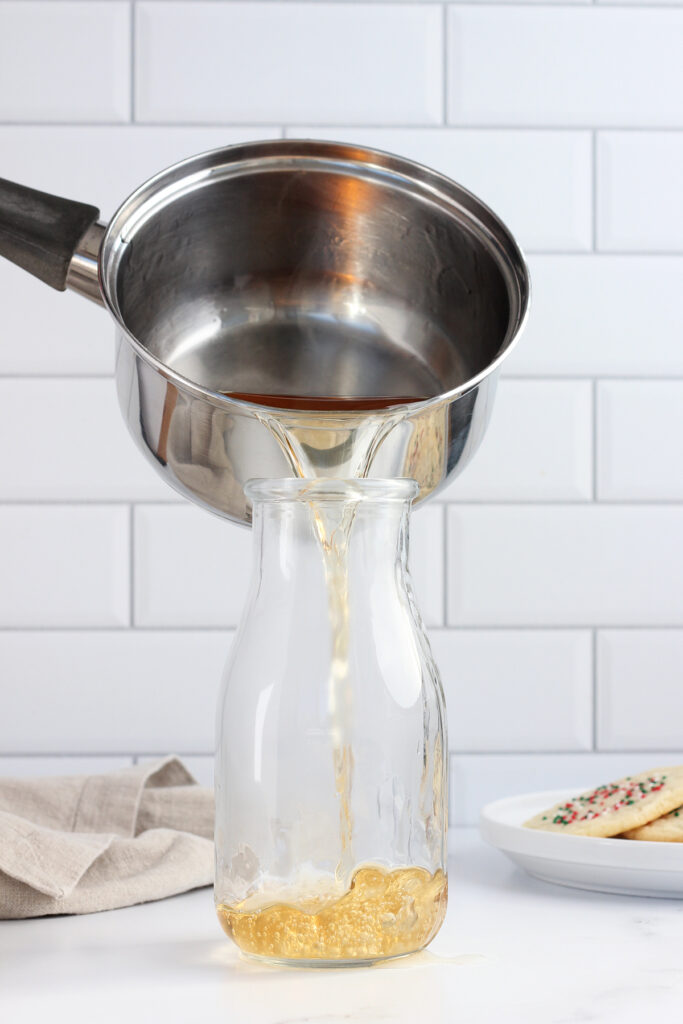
[245,478,419,503]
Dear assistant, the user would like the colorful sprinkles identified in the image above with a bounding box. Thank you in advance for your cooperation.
[549,775,668,827]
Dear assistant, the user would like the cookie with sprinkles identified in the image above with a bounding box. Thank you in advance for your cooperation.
[524,767,683,838]
[621,804,683,843]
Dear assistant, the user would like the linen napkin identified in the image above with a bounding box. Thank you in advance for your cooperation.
[0,756,214,919]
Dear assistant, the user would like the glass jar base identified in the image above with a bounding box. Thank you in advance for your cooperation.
[216,864,447,966]
[238,947,429,969]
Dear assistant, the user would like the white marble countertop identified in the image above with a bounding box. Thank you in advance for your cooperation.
[2,829,682,1024]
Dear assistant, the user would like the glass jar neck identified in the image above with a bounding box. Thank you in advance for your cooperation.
[246,478,418,506]
[245,478,417,583]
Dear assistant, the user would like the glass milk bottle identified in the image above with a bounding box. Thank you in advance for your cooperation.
[215,479,447,966]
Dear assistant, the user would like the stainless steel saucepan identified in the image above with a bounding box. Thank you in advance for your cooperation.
[0,140,530,526]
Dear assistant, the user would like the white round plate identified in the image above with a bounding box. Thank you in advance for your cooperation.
[480,789,683,898]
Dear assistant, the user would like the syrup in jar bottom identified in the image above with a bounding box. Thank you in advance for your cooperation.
[216,864,448,965]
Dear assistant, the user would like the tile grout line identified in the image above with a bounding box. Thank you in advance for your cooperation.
[592,378,599,501]
[442,502,448,627]
[4,498,683,507]
[0,753,141,761]
[29,0,683,6]
[442,3,448,127]
[591,129,598,250]
[1,122,682,132]
[3,499,683,507]
[525,251,683,257]
[5,747,682,761]
[33,0,674,5]
[129,1,136,124]
[0,375,117,381]
[5,373,683,383]
[1,625,682,633]
[129,504,135,627]
[502,373,683,381]
[592,629,599,750]
[0,626,238,633]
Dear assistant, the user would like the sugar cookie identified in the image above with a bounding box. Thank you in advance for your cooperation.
[524,768,683,838]
[621,804,683,843]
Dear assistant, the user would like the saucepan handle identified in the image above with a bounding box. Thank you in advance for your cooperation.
[0,177,105,303]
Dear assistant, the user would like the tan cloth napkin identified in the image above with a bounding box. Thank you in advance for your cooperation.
[0,757,214,919]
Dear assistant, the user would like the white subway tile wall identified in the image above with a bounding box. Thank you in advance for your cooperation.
[134,505,254,628]
[447,9,683,127]
[0,631,230,754]
[597,632,683,751]
[135,3,443,124]
[0,3,131,123]
[0,2,681,825]
[447,506,683,627]
[597,133,683,251]
[430,630,593,752]
[438,379,593,502]
[0,379,171,501]
[0,757,133,778]
[597,382,683,500]
[506,256,683,377]
[0,506,130,627]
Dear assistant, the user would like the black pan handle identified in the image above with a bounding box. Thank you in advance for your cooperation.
[0,177,100,291]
